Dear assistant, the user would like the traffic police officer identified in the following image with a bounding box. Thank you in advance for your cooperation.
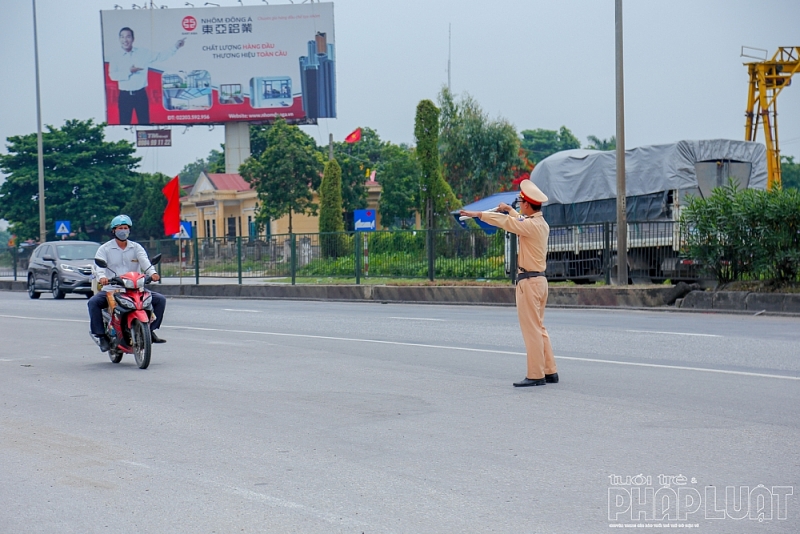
[459,180,558,387]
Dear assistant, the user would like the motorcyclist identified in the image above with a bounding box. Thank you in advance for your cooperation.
[88,215,167,352]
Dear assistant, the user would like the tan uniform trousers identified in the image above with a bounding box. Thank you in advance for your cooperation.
[515,276,557,379]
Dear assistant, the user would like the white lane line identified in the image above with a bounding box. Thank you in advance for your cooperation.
[0,314,87,324]
[119,460,151,469]
[2,314,797,381]
[388,317,445,322]
[626,329,722,338]
[223,309,261,313]
[160,324,800,381]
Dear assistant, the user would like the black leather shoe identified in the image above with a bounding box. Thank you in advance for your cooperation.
[513,377,546,387]
[95,335,111,353]
[545,373,559,383]
[151,331,166,344]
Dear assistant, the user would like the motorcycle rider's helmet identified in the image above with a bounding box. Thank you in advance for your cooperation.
[109,214,133,230]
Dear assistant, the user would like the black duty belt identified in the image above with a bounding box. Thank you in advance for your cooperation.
[517,269,545,281]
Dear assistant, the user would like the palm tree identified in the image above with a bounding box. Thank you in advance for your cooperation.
[586,135,616,151]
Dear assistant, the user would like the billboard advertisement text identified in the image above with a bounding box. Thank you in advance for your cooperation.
[100,3,336,126]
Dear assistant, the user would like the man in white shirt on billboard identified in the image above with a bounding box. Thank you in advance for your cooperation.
[108,27,186,124]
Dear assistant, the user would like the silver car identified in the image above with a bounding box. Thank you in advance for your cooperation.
[27,241,100,299]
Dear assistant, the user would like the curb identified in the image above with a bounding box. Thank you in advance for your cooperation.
[679,290,800,315]
[3,281,798,316]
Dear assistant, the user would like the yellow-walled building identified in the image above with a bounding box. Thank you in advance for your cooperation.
[180,171,383,237]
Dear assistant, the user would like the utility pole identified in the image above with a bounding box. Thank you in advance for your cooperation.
[329,133,333,161]
[447,24,452,91]
[33,0,46,243]
[614,0,628,285]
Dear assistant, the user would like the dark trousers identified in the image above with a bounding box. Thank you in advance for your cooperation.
[88,291,166,336]
[118,88,150,124]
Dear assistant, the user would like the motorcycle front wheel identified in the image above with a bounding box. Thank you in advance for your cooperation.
[131,319,152,369]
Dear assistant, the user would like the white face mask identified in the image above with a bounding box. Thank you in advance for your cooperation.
[114,228,130,241]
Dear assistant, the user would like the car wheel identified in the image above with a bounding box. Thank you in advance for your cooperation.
[52,274,66,299]
[28,275,41,299]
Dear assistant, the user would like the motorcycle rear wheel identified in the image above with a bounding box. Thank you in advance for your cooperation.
[108,350,123,364]
[131,319,152,369]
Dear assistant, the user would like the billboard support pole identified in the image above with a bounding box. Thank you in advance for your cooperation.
[329,133,333,161]
[225,122,251,174]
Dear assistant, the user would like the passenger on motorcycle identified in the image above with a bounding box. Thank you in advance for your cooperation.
[88,215,167,352]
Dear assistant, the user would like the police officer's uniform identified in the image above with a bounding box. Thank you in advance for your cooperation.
[479,180,557,386]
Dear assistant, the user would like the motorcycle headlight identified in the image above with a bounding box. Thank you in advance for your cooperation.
[142,294,153,310]
[113,293,136,310]
[60,264,81,273]
[123,278,136,289]
[137,277,145,290]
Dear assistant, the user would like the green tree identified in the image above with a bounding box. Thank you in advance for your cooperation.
[438,87,523,202]
[239,118,323,234]
[123,172,170,239]
[318,159,346,256]
[585,135,616,151]
[0,119,139,242]
[520,126,581,163]
[781,155,800,190]
[415,100,460,228]
[378,143,421,228]
[178,149,223,185]
[332,127,386,213]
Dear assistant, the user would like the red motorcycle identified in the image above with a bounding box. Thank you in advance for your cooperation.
[93,254,161,369]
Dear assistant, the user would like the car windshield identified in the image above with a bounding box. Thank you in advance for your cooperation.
[56,244,99,261]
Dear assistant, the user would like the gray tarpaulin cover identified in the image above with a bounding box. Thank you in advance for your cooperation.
[531,139,767,225]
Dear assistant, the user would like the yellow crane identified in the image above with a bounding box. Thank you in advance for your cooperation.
[744,46,800,190]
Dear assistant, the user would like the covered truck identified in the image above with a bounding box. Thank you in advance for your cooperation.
[530,139,767,283]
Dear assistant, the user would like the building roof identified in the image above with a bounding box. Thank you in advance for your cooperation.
[182,184,194,195]
[205,173,252,192]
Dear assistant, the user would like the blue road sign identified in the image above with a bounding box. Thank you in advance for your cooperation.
[354,209,376,232]
[172,221,192,239]
[55,221,71,236]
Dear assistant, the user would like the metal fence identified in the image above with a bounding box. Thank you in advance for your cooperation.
[1,221,705,285]
[128,221,697,285]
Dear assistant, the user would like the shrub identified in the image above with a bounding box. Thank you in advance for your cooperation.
[681,181,800,284]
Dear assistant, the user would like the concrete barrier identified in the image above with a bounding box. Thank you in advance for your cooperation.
[0,281,26,292]
[3,278,796,313]
[679,290,800,314]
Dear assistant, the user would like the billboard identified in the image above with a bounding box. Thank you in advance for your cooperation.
[100,3,335,126]
[136,130,172,147]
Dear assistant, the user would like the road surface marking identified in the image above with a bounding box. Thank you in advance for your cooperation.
[626,329,722,338]
[1,314,796,381]
[223,308,262,313]
[388,317,445,321]
[161,324,800,381]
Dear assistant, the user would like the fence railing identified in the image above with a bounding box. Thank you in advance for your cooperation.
[128,221,699,285]
[0,245,21,279]
[1,221,715,285]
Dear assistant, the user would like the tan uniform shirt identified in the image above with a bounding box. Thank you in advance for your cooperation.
[480,210,549,272]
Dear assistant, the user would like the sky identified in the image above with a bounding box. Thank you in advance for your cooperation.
[1,0,799,181]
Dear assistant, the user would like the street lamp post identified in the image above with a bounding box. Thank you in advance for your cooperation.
[615,0,628,285]
[32,0,47,243]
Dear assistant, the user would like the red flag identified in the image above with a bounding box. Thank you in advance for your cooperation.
[162,175,181,235]
[344,127,362,143]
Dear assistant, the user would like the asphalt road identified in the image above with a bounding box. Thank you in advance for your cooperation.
[1,291,798,533]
